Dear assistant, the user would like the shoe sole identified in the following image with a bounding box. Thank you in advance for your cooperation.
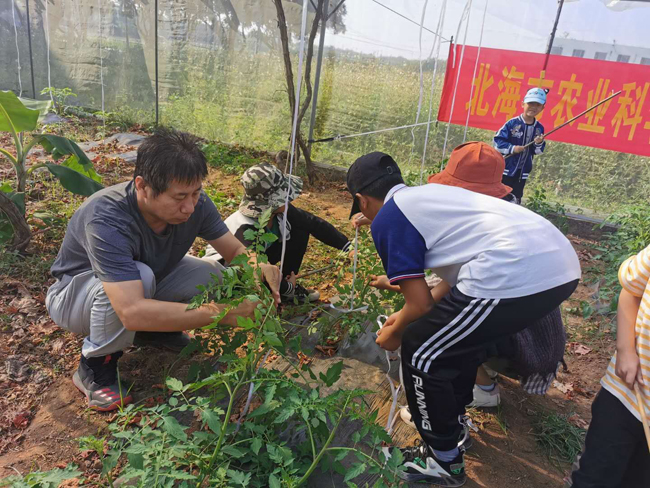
[467,400,500,408]
[400,472,466,486]
[72,372,133,412]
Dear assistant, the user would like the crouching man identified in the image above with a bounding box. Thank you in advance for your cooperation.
[46,129,280,411]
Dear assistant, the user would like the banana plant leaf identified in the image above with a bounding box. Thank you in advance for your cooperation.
[0,90,40,133]
[18,97,52,122]
[45,163,103,196]
[36,134,101,183]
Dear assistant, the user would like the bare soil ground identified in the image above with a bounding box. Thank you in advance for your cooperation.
[0,128,617,487]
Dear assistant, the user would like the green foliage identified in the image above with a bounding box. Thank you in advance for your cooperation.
[0,91,102,247]
[532,411,586,468]
[40,86,77,116]
[0,464,81,488]
[316,230,404,345]
[203,142,261,175]
[8,212,405,487]
[590,204,650,309]
[524,187,569,234]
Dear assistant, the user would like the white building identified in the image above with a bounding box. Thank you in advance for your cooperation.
[551,38,650,64]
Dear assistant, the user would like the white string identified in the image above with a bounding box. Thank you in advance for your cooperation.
[44,0,54,103]
[97,0,105,114]
[329,226,369,314]
[278,0,310,284]
[238,0,308,431]
[318,119,456,144]
[11,0,23,97]
[236,349,271,434]
[463,0,488,143]
[419,0,448,185]
[408,0,429,168]
[377,315,401,435]
[441,0,472,165]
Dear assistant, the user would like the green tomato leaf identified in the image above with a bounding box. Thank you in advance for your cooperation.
[343,462,367,482]
[251,437,262,455]
[269,473,282,488]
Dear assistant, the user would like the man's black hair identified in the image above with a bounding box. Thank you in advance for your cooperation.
[134,127,208,196]
[358,174,405,200]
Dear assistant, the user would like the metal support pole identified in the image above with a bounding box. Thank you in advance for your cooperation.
[155,0,159,125]
[25,0,36,98]
[307,0,329,152]
[543,0,564,72]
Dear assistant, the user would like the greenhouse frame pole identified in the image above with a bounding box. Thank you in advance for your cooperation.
[307,0,330,152]
[155,0,159,125]
[543,0,564,72]
[25,0,36,98]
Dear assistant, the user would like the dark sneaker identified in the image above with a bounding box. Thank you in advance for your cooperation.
[281,283,320,304]
[72,352,132,412]
[133,331,191,353]
[383,442,466,486]
[399,408,474,451]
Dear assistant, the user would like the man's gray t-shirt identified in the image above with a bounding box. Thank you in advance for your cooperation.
[51,181,229,282]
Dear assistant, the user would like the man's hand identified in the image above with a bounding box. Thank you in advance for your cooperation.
[616,348,644,389]
[513,145,526,154]
[376,312,404,351]
[259,262,281,305]
[206,299,259,326]
[534,135,544,145]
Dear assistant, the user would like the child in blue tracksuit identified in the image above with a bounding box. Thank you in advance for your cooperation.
[493,87,547,202]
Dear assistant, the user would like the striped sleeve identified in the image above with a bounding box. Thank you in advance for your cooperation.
[618,246,650,297]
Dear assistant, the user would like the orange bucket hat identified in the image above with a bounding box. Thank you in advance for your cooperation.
[428,141,512,199]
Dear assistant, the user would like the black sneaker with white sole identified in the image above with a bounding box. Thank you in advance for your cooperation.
[383,442,466,486]
[72,352,132,412]
[281,283,320,304]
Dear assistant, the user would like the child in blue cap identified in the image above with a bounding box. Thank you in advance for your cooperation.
[493,87,547,202]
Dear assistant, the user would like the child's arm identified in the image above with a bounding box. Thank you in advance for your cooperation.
[615,248,650,388]
[615,288,643,389]
[288,204,351,251]
[494,121,517,156]
[376,277,434,351]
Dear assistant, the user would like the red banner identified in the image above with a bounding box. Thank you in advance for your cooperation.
[438,43,650,157]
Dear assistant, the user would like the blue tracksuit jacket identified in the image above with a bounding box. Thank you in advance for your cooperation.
[493,115,546,180]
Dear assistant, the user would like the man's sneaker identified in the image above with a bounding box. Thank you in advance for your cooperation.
[382,441,466,486]
[133,331,191,353]
[72,352,132,412]
[467,383,500,408]
[281,283,320,304]
[399,407,473,450]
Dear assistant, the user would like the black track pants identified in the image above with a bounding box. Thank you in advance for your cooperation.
[400,280,578,450]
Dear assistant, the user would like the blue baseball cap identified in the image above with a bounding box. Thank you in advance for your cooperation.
[524,87,547,105]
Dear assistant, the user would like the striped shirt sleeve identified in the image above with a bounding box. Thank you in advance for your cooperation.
[618,246,650,297]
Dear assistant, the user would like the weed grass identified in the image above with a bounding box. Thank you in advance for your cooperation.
[532,411,586,469]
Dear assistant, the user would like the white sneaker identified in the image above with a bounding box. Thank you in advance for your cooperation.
[467,384,500,408]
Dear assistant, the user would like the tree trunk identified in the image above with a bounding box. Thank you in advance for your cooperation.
[0,192,30,253]
[272,0,324,184]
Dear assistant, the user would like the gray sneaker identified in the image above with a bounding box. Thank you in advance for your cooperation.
[72,352,132,412]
